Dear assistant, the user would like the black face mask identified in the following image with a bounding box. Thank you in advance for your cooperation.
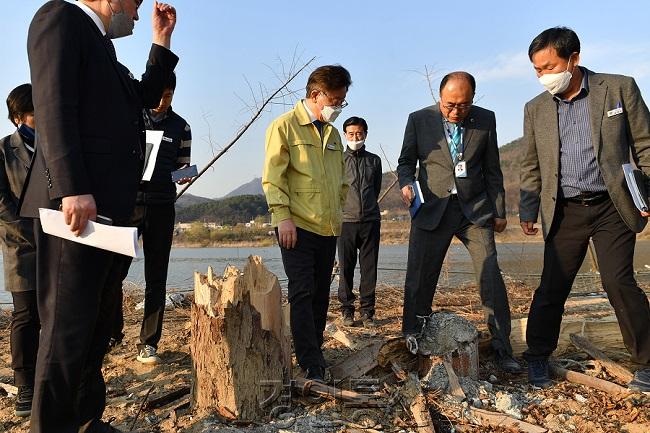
[18,123,35,146]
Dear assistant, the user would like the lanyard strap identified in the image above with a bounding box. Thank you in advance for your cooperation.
[444,121,464,160]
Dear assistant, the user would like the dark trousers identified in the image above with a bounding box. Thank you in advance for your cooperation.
[402,199,513,355]
[279,227,337,370]
[337,220,380,316]
[525,198,650,365]
[111,203,175,350]
[10,290,40,386]
[31,221,124,433]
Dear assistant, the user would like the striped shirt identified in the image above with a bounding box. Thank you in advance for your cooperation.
[555,68,607,198]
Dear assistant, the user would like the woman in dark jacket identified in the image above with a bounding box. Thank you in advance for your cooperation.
[1,83,39,417]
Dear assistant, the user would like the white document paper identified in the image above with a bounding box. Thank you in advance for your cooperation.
[39,208,141,257]
[622,163,649,212]
[142,130,164,181]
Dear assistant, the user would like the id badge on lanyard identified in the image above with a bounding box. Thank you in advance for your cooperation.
[446,123,467,178]
[455,160,467,178]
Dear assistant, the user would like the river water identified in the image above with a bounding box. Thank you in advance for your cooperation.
[3,241,650,307]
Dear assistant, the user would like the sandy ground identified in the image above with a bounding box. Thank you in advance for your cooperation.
[1,277,649,432]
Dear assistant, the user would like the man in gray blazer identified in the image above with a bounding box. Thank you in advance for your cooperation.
[398,72,521,373]
[520,27,650,391]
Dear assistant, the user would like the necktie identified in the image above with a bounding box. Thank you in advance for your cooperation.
[449,123,461,162]
[313,120,324,137]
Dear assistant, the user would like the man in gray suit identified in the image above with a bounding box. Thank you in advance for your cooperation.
[397,72,521,373]
[520,27,650,391]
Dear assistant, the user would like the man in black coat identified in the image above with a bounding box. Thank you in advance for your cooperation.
[337,116,382,328]
[1,84,39,418]
[20,1,178,432]
[397,72,520,373]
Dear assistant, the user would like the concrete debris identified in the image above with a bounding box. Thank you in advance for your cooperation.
[417,312,478,356]
[494,391,524,420]
[574,393,588,403]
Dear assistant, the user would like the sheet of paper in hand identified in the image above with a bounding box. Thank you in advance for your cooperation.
[39,208,141,257]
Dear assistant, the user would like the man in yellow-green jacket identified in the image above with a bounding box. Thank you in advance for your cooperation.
[263,65,351,382]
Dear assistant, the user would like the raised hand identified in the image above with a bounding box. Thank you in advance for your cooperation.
[152,1,176,48]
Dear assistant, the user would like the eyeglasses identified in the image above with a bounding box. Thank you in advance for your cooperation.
[321,91,348,109]
[441,102,473,112]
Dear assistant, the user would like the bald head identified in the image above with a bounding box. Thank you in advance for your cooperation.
[439,71,476,94]
[438,71,475,123]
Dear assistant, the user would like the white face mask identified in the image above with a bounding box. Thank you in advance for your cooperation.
[106,0,135,39]
[321,105,342,123]
[538,59,574,95]
[347,140,365,151]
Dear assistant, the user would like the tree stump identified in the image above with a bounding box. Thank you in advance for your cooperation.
[191,256,291,420]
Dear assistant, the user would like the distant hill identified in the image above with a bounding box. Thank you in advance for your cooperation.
[177,137,525,223]
[176,194,268,225]
[375,137,525,216]
[222,177,263,198]
[175,193,214,209]
[498,137,524,215]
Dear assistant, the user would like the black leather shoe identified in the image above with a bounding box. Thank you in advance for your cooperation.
[305,365,325,382]
[628,368,650,392]
[527,359,552,388]
[496,352,523,374]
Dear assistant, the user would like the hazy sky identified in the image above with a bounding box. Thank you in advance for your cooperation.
[2,0,650,198]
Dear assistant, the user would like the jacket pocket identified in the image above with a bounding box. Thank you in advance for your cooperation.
[289,140,320,174]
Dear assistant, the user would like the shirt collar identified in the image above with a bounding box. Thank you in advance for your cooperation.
[554,66,589,103]
[442,116,463,129]
[148,107,171,123]
[75,1,107,36]
[302,100,318,123]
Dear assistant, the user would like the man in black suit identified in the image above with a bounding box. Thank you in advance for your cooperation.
[21,1,178,432]
[397,72,520,373]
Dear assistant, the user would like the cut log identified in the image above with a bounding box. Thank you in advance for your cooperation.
[392,362,435,433]
[443,358,466,401]
[464,407,547,433]
[292,377,383,407]
[191,256,291,420]
[144,386,191,410]
[569,334,634,384]
[510,316,625,356]
[378,337,415,368]
[329,340,383,381]
[550,365,631,396]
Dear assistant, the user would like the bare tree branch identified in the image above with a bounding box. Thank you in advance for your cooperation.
[377,143,399,205]
[407,64,440,104]
[176,56,317,200]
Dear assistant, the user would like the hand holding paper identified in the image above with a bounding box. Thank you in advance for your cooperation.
[409,180,425,218]
[39,208,141,257]
[61,194,97,236]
